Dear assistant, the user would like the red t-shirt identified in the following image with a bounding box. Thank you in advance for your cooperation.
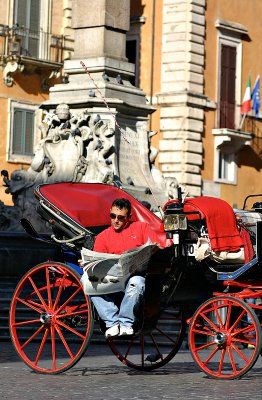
[93,221,161,254]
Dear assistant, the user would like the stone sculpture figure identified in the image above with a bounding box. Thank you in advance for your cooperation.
[28,103,115,184]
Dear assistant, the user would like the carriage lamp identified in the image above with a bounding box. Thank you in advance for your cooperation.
[163,213,187,231]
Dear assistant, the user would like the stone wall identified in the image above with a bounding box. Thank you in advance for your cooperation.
[158,0,207,196]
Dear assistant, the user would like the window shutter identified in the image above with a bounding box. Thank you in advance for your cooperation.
[12,109,34,156]
[25,111,34,155]
[13,110,23,154]
[219,45,236,129]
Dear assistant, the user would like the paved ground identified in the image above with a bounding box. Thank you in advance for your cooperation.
[1,341,262,400]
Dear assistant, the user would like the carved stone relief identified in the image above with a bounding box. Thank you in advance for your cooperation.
[1,103,178,231]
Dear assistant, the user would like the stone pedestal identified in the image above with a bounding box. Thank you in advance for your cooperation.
[41,0,168,207]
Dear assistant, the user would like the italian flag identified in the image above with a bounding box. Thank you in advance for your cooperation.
[241,76,251,114]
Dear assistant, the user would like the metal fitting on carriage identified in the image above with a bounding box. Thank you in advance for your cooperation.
[163,213,187,231]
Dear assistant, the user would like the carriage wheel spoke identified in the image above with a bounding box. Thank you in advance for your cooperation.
[149,334,164,361]
[218,348,226,375]
[13,318,41,327]
[214,302,224,329]
[20,325,46,350]
[200,312,219,332]
[231,342,250,363]
[34,328,49,366]
[53,271,67,310]
[224,301,231,330]
[227,346,237,374]
[194,340,217,352]
[191,327,215,337]
[56,319,86,339]
[56,286,82,314]
[28,277,48,311]
[45,266,53,309]
[202,345,220,366]
[228,309,246,333]
[54,324,74,358]
[16,297,44,314]
[154,326,180,344]
[51,325,56,370]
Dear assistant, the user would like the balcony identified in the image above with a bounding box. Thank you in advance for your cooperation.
[0,24,73,88]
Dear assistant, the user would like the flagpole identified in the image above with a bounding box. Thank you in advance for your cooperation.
[239,113,246,130]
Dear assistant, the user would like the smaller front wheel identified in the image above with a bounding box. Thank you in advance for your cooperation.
[189,295,262,379]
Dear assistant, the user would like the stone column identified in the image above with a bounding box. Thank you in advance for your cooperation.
[158,0,208,196]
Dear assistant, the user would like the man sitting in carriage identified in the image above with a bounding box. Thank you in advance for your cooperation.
[82,197,170,338]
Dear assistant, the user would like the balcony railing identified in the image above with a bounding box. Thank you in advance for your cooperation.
[0,24,73,87]
[0,24,71,63]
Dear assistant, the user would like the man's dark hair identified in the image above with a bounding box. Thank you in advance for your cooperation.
[111,198,132,215]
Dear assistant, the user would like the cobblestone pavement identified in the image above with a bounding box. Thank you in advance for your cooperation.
[1,341,262,400]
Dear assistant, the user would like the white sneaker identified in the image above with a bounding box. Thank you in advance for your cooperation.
[105,324,119,338]
[119,326,134,336]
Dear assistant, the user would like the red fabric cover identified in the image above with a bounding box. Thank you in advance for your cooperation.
[240,227,254,263]
[164,196,243,252]
[93,221,163,254]
[36,182,168,247]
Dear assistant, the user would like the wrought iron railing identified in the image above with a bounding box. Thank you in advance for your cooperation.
[0,24,71,63]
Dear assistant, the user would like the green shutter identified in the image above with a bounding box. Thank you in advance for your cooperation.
[13,108,34,156]
[25,111,34,155]
[13,110,23,154]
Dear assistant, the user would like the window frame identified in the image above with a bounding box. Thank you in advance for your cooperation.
[217,31,242,130]
[8,101,38,164]
[216,148,236,184]
[10,0,51,61]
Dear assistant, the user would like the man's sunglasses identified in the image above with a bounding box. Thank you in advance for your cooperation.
[110,213,128,221]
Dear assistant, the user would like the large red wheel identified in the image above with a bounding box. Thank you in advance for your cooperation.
[107,305,186,370]
[10,262,94,374]
[189,295,262,379]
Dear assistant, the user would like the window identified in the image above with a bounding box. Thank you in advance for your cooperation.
[14,0,40,58]
[127,17,145,87]
[219,45,236,129]
[12,0,51,60]
[218,150,235,182]
[126,38,139,86]
[8,102,37,163]
[213,128,252,184]
[216,19,246,130]
[213,20,249,185]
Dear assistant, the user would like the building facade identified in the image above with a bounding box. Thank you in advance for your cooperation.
[131,0,262,207]
[0,0,261,208]
[0,0,74,204]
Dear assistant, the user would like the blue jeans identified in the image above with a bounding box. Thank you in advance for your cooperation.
[91,275,145,328]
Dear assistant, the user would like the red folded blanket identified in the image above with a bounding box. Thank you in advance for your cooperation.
[184,197,243,253]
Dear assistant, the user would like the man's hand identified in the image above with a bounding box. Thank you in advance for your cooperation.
[78,259,84,268]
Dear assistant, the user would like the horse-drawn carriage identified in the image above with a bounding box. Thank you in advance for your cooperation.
[9,182,262,379]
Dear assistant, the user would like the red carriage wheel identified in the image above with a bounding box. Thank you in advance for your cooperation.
[189,295,262,379]
[9,262,94,374]
[107,305,186,370]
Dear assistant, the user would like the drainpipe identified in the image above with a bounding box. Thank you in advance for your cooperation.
[149,0,156,132]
